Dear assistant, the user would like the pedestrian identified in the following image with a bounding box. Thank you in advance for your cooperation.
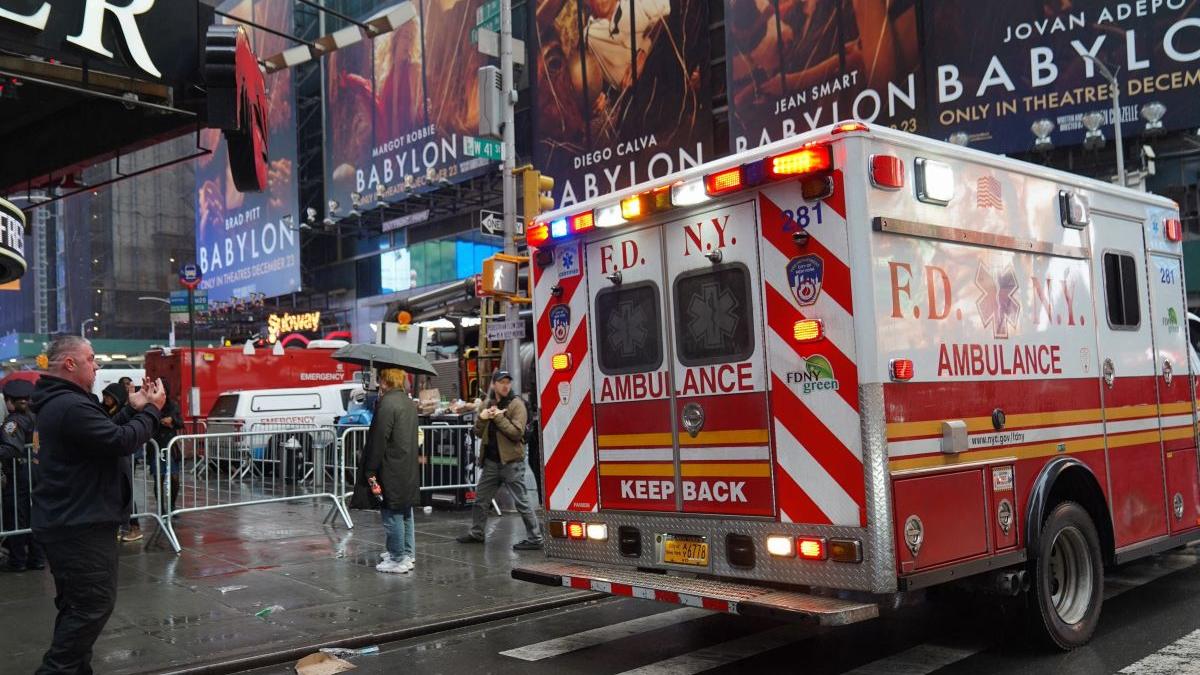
[457,370,543,550]
[100,382,127,417]
[31,335,164,675]
[0,378,45,572]
[350,367,419,575]
[118,376,133,396]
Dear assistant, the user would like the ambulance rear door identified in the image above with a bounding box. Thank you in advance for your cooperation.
[587,224,677,511]
[664,200,774,516]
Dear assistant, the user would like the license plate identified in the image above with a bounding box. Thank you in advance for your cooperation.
[663,538,708,566]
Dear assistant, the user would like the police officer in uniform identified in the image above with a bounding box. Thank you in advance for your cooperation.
[0,378,44,572]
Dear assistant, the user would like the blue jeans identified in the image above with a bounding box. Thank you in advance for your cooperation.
[381,507,415,560]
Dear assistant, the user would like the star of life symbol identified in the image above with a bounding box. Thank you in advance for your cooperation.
[607,299,649,357]
[975,262,1020,339]
[687,280,739,350]
[556,244,581,279]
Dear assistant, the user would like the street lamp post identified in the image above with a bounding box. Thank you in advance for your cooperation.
[80,318,96,338]
[138,296,175,348]
[1080,54,1126,187]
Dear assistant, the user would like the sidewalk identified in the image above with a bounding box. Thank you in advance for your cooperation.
[0,503,585,674]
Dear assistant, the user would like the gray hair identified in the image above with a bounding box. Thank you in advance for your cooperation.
[47,335,91,365]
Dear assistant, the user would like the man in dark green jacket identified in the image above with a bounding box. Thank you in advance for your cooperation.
[457,370,543,550]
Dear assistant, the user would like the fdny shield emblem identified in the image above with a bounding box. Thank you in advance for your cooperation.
[787,254,824,306]
[549,304,571,344]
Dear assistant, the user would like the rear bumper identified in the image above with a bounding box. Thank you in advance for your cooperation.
[513,561,879,626]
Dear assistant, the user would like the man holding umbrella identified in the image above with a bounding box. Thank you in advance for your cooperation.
[457,370,543,550]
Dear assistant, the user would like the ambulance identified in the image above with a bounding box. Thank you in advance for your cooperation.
[513,122,1199,649]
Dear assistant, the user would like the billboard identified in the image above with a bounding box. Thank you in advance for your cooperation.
[324,0,494,216]
[532,0,713,207]
[195,0,301,302]
[923,1,1200,154]
[724,0,922,153]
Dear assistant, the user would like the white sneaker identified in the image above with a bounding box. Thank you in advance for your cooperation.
[379,552,393,563]
[395,557,414,572]
[376,559,402,573]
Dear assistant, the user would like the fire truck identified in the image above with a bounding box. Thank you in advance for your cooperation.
[512,122,1199,648]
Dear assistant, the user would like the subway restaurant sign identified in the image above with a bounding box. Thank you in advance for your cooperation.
[267,311,321,344]
[0,198,27,285]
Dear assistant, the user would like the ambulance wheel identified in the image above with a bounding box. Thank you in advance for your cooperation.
[1027,501,1104,650]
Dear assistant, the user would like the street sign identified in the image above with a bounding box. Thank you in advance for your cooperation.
[464,135,504,162]
[479,210,525,238]
[469,16,500,43]
[474,29,526,65]
[170,289,207,309]
[179,263,202,289]
[486,320,526,342]
[476,0,500,24]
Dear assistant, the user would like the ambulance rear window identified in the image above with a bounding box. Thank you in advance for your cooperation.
[1103,252,1141,329]
[595,282,664,375]
[673,265,755,366]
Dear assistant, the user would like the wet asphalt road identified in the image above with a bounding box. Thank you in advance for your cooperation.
[244,545,1200,675]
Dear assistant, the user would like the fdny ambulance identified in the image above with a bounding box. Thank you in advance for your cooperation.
[514,122,1197,649]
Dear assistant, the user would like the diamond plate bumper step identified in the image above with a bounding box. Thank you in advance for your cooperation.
[513,562,879,626]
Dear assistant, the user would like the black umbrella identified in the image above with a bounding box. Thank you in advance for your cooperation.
[331,343,437,376]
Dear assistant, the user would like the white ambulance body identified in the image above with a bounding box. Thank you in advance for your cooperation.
[515,123,1198,648]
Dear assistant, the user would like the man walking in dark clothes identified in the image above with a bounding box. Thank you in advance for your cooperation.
[31,336,164,675]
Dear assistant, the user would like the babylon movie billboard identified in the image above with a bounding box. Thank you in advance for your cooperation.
[924,1,1200,154]
[533,0,713,207]
[195,0,300,302]
[324,0,493,214]
[724,0,922,153]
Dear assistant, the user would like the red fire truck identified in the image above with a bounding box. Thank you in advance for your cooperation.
[513,122,1199,648]
[144,346,359,428]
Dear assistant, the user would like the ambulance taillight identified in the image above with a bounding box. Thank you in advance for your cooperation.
[915,158,954,205]
[767,145,832,179]
[870,155,905,189]
[526,223,550,248]
[567,522,586,540]
[705,167,743,196]
[1166,218,1183,242]
[551,353,573,371]
[890,358,915,382]
[792,319,824,343]
[570,211,595,234]
[797,537,828,561]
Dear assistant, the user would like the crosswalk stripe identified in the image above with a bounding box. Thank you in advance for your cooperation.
[499,608,711,662]
[843,644,983,675]
[1118,628,1200,674]
[614,625,808,675]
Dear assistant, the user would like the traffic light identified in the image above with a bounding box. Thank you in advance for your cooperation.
[523,169,555,224]
[481,254,522,297]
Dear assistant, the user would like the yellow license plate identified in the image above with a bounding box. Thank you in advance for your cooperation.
[664,539,709,566]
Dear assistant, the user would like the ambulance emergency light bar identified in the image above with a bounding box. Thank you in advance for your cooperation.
[526,122,863,248]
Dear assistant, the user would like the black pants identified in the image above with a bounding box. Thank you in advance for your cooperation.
[35,525,120,675]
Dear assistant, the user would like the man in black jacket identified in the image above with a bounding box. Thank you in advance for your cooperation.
[0,378,43,571]
[31,336,164,675]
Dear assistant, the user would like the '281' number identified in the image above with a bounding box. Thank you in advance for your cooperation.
[1160,266,1176,285]
[780,202,825,233]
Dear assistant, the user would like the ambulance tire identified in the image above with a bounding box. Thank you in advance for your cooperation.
[1027,501,1104,650]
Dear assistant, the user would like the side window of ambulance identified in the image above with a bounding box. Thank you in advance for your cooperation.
[595,282,664,375]
[1102,252,1141,329]
[673,265,755,366]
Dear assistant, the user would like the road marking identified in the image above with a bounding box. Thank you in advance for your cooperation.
[499,608,711,661]
[843,644,985,674]
[1118,628,1200,674]
[615,625,808,675]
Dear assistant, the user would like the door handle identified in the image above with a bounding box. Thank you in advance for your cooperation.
[681,402,705,438]
[1102,358,1115,388]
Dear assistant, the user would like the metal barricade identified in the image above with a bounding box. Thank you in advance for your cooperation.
[332,424,491,509]
[0,445,35,539]
[0,441,162,543]
[156,426,352,554]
